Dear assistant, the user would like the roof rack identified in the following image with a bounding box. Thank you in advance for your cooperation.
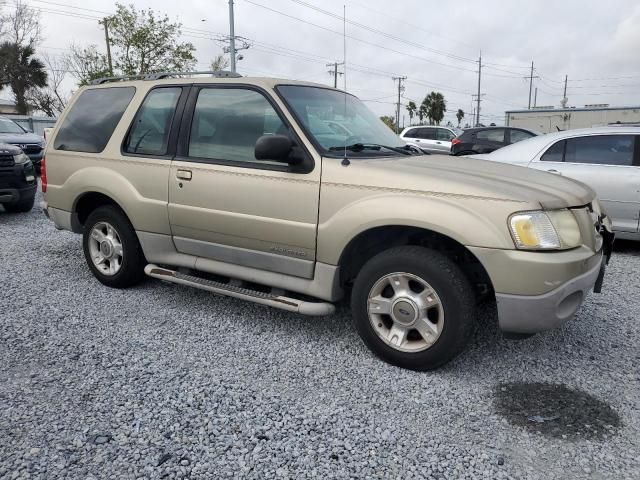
[90,70,242,85]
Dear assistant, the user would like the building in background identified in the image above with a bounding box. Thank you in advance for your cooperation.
[505,105,640,133]
[0,99,19,115]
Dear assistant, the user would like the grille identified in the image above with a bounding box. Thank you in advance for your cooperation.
[0,155,15,168]
[10,143,42,154]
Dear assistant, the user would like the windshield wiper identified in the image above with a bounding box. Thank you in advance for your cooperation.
[328,143,413,155]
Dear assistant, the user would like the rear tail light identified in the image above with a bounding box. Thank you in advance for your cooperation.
[451,138,462,145]
[41,156,47,193]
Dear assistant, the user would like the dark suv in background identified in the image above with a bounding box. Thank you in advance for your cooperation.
[451,126,538,156]
[0,143,37,213]
[0,116,46,173]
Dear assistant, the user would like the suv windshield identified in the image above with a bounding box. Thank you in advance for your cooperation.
[277,85,406,156]
[0,118,26,134]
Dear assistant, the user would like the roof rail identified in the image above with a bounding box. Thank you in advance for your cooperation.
[89,70,243,85]
[144,70,243,80]
[89,74,147,85]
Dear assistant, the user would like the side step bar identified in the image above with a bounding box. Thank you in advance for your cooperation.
[144,264,335,316]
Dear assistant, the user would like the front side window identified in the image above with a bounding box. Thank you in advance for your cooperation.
[510,129,534,144]
[403,128,420,138]
[437,128,455,141]
[277,85,406,156]
[476,129,505,143]
[541,140,565,162]
[124,87,181,156]
[0,117,26,134]
[188,88,288,165]
[54,87,136,153]
[564,135,634,166]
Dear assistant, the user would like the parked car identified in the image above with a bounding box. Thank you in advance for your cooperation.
[470,126,640,241]
[0,116,46,173]
[399,125,461,154]
[43,73,613,370]
[451,126,538,156]
[0,143,37,213]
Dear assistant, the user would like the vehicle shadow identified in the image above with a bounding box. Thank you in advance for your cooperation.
[613,238,640,254]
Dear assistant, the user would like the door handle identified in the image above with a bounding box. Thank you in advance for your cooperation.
[415,139,421,142]
[435,141,442,144]
[176,169,192,181]
[547,169,562,175]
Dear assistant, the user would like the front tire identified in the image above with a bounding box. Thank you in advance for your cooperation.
[351,246,475,370]
[82,205,146,288]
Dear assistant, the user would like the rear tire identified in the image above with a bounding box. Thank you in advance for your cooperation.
[351,246,475,371]
[82,205,146,288]
[3,194,35,213]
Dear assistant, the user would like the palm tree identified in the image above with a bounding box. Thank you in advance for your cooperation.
[406,101,417,125]
[418,101,428,125]
[424,91,446,125]
[0,42,47,114]
[456,109,464,127]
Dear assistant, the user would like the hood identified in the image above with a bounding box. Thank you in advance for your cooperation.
[0,132,43,144]
[350,154,596,210]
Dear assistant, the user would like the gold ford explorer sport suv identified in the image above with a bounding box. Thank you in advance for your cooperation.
[41,72,614,370]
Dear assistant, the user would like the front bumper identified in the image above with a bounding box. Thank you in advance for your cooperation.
[495,255,603,334]
[0,184,36,204]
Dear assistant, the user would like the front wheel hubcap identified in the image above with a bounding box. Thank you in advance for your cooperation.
[367,272,444,353]
[88,221,123,276]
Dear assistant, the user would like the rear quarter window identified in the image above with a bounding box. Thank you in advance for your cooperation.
[54,87,136,153]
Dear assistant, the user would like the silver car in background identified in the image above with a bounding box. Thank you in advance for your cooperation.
[399,125,462,154]
[471,127,640,240]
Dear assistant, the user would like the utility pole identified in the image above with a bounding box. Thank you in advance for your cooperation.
[392,76,407,134]
[102,19,113,76]
[561,74,568,108]
[534,87,538,108]
[327,62,344,88]
[476,52,482,127]
[228,0,236,73]
[526,61,540,109]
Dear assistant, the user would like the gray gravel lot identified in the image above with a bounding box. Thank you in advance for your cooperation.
[1,189,639,479]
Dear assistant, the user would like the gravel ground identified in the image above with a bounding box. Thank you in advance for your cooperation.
[1,189,639,479]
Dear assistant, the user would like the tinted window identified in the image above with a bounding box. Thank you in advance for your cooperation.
[189,88,287,165]
[476,129,505,143]
[54,87,135,153]
[124,87,181,156]
[565,135,634,166]
[437,128,455,141]
[419,128,437,140]
[541,140,565,162]
[510,129,534,144]
[403,128,420,138]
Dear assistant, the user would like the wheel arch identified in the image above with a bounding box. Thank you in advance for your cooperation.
[337,225,495,300]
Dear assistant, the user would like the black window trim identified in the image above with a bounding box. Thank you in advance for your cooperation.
[54,86,137,154]
[121,85,190,160]
[176,83,314,174]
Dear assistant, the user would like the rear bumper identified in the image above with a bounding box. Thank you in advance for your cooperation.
[495,253,603,334]
[41,201,73,230]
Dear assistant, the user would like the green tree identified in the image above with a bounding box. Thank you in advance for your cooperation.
[406,101,417,125]
[210,53,229,72]
[379,115,396,131]
[423,91,446,125]
[456,108,464,127]
[65,44,111,86]
[0,42,47,114]
[418,101,427,124]
[102,3,196,76]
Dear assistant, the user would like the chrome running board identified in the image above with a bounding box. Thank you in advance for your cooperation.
[144,264,335,316]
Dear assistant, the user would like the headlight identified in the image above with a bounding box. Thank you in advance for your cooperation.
[14,152,30,164]
[509,209,581,250]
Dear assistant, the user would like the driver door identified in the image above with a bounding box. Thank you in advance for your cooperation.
[168,86,320,278]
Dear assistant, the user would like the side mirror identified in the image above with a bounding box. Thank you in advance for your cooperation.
[255,134,295,163]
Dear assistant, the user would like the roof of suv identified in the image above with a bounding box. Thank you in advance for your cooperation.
[85,76,335,91]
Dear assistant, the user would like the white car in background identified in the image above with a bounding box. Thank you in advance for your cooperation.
[471,126,640,240]
[399,125,462,154]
